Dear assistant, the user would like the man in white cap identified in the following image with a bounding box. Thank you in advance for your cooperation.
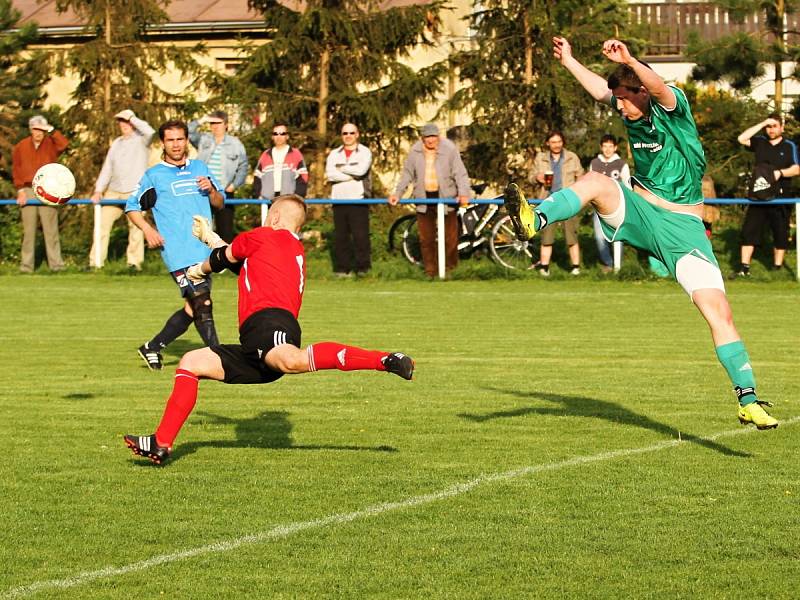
[12,115,69,273]
[89,109,155,270]
[189,110,248,242]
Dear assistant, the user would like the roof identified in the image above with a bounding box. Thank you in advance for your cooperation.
[13,0,263,29]
[11,0,430,35]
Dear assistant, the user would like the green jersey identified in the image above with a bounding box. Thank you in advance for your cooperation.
[611,85,705,205]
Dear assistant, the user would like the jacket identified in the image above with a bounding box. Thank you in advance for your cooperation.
[12,131,69,189]
[95,116,155,194]
[393,138,471,213]
[530,149,584,199]
[253,146,309,198]
[325,143,373,200]
[188,120,249,190]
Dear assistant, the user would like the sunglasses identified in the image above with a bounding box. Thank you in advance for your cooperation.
[342,131,357,135]
[272,131,288,136]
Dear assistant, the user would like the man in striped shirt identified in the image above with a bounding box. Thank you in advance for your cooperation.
[188,110,248,242]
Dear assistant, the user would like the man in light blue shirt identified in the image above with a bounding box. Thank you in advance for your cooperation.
[126,119,224,370]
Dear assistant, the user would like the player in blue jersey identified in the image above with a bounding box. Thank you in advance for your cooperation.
[126,119,224,370]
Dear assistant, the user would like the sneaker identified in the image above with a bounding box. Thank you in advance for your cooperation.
[383,352,415,380]
[138,344,163,371]
[570,267,581,276]
[503,183,537,241]
[737,401,778,430]
[124,434,171,464]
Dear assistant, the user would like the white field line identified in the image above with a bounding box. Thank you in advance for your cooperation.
[5,416,798,599]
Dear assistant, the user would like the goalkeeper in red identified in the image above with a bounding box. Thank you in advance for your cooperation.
[125,194,415,464]
[503,37,777,429]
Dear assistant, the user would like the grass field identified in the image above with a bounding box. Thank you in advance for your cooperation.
[1,273,798,598]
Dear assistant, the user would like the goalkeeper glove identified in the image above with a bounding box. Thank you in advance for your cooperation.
[192,215,223,248]
[186,262,207,283]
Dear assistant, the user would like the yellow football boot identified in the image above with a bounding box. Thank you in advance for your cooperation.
[503,182,537,241]
[738,401,778,430]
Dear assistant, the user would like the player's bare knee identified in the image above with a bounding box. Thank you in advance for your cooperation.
[266,345,307,374]
[179,349,207,373]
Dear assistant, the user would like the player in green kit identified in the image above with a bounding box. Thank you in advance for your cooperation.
[503,37,778,429]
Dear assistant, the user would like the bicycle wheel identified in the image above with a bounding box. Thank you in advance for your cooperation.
[387,213,416,253]
[400,215,422,266]
[489,215,534,270]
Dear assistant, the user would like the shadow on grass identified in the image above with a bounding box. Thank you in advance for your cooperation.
[459,387,750,458]
[160,410,397,464]
[62,392,95,400]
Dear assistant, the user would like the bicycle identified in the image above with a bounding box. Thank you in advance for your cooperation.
[386,184,535,270]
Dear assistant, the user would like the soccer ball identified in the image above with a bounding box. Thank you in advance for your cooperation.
[32,163,76,206]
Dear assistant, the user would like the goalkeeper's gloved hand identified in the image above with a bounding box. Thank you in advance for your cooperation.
[192,215,223,248]
[186,262,207,283]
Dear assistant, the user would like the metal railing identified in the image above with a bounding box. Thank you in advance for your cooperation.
[2,197,798,280]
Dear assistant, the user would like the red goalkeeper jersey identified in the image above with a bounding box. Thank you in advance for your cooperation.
[230,227,306,326]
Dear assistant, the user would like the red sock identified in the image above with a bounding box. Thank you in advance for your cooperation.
[155,369,199,447]
[307,342,388,372]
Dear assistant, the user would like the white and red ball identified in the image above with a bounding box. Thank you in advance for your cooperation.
[32,163,76,206]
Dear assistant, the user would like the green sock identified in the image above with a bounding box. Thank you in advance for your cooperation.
[715,341,757,405]
[535,188,583,231]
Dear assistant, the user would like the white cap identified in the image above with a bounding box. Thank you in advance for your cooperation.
[29,115,54,132]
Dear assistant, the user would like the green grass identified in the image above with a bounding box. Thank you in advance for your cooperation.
[1,274,798,598]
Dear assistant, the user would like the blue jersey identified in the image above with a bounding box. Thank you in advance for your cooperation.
[126,159,221,272]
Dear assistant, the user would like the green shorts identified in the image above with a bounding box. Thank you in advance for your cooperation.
[599,184,718,279]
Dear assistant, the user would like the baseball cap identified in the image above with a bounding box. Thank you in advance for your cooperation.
[420,123,439,137]
[29,115,53,132]
[207,110,228,124]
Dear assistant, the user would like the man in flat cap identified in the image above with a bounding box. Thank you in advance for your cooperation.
[189,110,248,242]
[389,123,470,277]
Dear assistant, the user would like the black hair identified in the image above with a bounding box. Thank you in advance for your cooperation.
[158,119,189,141]
[600,134,618,145]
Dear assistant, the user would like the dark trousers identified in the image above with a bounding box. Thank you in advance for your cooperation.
[417,209,458,278]
[213,193,235,243]
[333,204,371,273]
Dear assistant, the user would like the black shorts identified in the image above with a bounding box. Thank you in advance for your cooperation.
[741,204,791,248]
[210,308,302,384]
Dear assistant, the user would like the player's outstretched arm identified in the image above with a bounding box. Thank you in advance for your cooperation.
[553,36,612,104]
[186,245,241,282]
[602,39,675,109]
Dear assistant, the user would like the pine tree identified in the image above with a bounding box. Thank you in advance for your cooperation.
[687,1,798,110]
[49,0,206,190]
[0,0,48,193]
[227,0,449,196]
[444,0,631,187]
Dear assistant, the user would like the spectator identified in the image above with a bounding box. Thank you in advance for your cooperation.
[388,123,470,278]
[735,113,800,276]
[88,109,154,270]
[125,119,224,370]
[253,123,309,200]
[325,123,373,277]
[12,115,68,273]
[188,110,248,243]
[589,134,630,273]
[530,130,585,276]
